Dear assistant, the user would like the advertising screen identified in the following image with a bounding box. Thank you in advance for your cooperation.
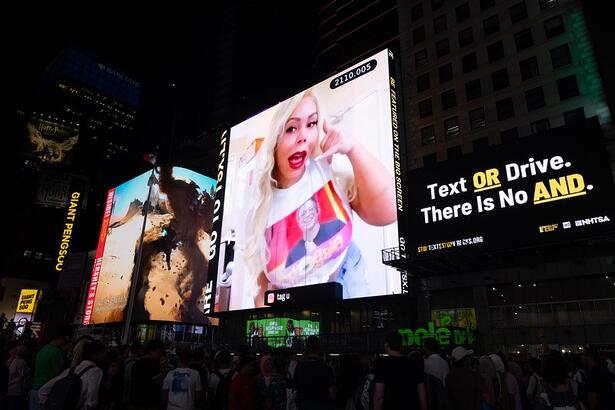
[246,317,320,348]
[26,117,79,165]
[407,119,615,258]
[209,49,408,312]
[83,166,216,325]
[431,308,477,330]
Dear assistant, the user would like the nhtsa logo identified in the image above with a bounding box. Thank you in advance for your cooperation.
[575,215,610,227]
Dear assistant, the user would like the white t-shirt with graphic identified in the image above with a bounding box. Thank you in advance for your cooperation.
[163,367,202,410]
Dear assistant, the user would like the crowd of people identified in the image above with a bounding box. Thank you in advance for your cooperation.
[1,324,614,410]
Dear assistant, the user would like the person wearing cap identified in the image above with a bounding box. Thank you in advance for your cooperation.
[445,346,492,410]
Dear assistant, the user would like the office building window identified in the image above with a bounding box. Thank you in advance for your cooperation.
[496,97,515,120]
[510,1,528,24]
[462,52,477,73]
[432,0,444,11]
[434,15,447,34]
[520,56,539,80]
[531,118,551,133]
[417,73,430,93]
[469,107,486,129]
[550,44,572,69]
[515,29,533,51]
[458,27,474,48]
[439,63,453,83]
[423,153,437,166]
[441,89,457,110]
[525,87,546,111]
[415,49,428,67]
[419,98,433,118]
[421,125,436,145]
[413,26,426,44]
[483,15,500,36]
[564,107,585,125]
[447,145,463,159]
[445,116,460,138]
[487,41,505,63]
[465,79,482,101]
[436,38,450,58]
[557,75,580,100]
[473,137,490,152]
[491,68,510,90]
[544,15,564,38]
[456,3,470,23]
[481,0,496,11]
[501,127,519,143]
[540,0,559,10]
[411,4,424,22]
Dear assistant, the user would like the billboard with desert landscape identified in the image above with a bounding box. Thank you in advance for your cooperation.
[82,166,216,325]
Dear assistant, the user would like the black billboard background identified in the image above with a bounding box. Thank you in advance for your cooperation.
[407,119,615,259]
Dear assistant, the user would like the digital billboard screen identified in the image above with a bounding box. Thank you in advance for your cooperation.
[407,119,615,258]
[209,49,408,312]
[26,116,79,165]
[83,166,216,325]
[247,317,320,348]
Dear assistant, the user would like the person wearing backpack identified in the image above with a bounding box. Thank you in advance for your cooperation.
[38,340,105,410]
[526,358,546,408]
[208,349,234,410]
[534,353,581,410]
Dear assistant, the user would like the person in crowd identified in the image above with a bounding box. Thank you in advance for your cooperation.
[479,356,497,410]
[130,339,166,410]
[6,344,29,410]
[423,337,450,387]
[526,358,545,407]
[294,336,336,410]
[30,327,68,410]
[162,347,202,410]
[489,354,513,410]
[208,349,235,410]
[123,341,145,406]
[582,347,615,410]
[374,331,427,410]
[98,355,124,410]
[229,355,257,410]
[446,346,491,410]
[534,352,581,410]
[255,354,287,410]
[39,340,106,410]
[409,349,448,410]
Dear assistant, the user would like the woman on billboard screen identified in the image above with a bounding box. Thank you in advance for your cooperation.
[242,89,396,307]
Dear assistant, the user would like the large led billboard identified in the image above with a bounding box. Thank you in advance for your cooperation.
[26,116,79,165]
[209,49,408,312]
[407,119,615,258]
[83,166,216,325]
[247,317,320,348]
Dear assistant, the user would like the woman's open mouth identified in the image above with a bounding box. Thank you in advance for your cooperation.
[288,151,307,169]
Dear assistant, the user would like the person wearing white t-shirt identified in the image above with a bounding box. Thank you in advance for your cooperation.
[163,348,202,410]
[241,89,397,307]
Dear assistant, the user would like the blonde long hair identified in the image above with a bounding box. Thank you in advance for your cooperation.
[243,90,356,293]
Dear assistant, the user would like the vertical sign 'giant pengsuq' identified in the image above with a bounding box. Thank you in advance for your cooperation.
[407,119,615,257]
[208,49,409,312]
